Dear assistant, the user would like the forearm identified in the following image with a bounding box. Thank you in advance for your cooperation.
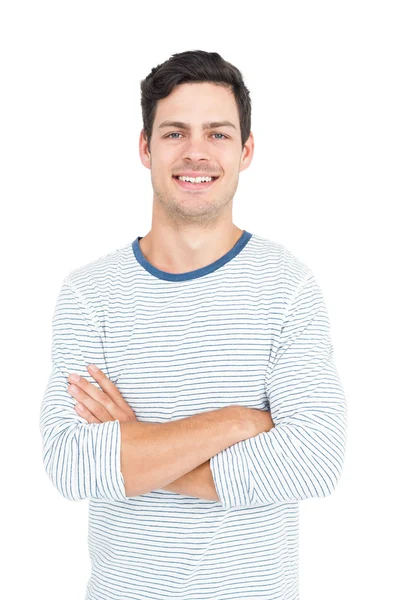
[120,406,250,497]
[163,460,218,501]
[161,409,274,501]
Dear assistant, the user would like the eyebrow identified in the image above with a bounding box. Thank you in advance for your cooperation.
[158,120,237,131]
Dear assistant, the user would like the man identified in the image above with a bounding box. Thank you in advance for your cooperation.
[40,49,347,599]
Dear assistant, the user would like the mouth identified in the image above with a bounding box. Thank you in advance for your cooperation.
[172,175,219,191]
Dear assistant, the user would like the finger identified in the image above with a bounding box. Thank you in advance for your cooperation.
[67,374,133,422]
[86,364,135,415]
[68,383,115,422]
[74,403,101,424]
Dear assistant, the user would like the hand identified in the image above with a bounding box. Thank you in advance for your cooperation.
[67,365,137,424]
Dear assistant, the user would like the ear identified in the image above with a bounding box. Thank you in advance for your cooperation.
[239,131,255,174]
[139,129,151,170]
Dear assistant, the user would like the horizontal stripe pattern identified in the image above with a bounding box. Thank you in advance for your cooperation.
[39,231,347,599]
[209,271,347,508]
[40,282,127,501]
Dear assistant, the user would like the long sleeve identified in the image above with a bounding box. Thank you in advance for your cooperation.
[39,277,127,502]
[209,269,347,509]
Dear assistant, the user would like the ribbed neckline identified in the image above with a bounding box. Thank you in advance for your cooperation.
[131,230,252,281]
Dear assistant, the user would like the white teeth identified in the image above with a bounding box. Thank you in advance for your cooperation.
[177,176,214,183]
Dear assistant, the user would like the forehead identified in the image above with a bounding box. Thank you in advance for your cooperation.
[153,82,239,126]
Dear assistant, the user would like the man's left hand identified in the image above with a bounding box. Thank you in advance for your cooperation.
[67,365,137,424]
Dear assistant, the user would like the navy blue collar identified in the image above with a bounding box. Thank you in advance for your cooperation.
[132,230,252,281]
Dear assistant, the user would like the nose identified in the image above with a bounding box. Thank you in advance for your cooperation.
[182,134,212,162]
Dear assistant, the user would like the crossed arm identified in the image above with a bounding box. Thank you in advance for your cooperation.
[40,274,346,507]
[66,364,274,501]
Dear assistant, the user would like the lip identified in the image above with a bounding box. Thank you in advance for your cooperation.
[174,172,220,178]
[173,175,219,192]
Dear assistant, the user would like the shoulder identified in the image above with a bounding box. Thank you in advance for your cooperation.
[249,232,313,296]
[62,241,133,300]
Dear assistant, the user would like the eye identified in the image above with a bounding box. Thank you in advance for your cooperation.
[165,132,228,140]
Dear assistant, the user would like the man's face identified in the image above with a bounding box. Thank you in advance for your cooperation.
[139,82,254,225]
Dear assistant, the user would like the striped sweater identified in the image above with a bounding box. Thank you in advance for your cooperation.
[39,229,347,599]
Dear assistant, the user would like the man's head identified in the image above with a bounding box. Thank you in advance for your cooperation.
[139,50,254,227]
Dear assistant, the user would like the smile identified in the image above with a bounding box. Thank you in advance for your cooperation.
[172,175,219,191]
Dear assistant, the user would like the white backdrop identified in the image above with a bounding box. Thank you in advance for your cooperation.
[1,1,399,598]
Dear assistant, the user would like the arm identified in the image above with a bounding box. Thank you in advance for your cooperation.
[123,408,275,500]
[209,269,348,508]
[161,407,275,500]
[119,405,267,497]
[39,278,127,501]
[163,460,219,501]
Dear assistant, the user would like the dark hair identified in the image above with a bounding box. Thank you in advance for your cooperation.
[140,50,251,152]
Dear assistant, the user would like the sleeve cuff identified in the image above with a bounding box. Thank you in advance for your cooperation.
[209,440,253,509]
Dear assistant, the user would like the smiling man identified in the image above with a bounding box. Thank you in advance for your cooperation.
[39,50,347,600]
[138,75,252,271]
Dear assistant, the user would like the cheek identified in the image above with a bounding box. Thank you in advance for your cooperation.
[151,158,176,179]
